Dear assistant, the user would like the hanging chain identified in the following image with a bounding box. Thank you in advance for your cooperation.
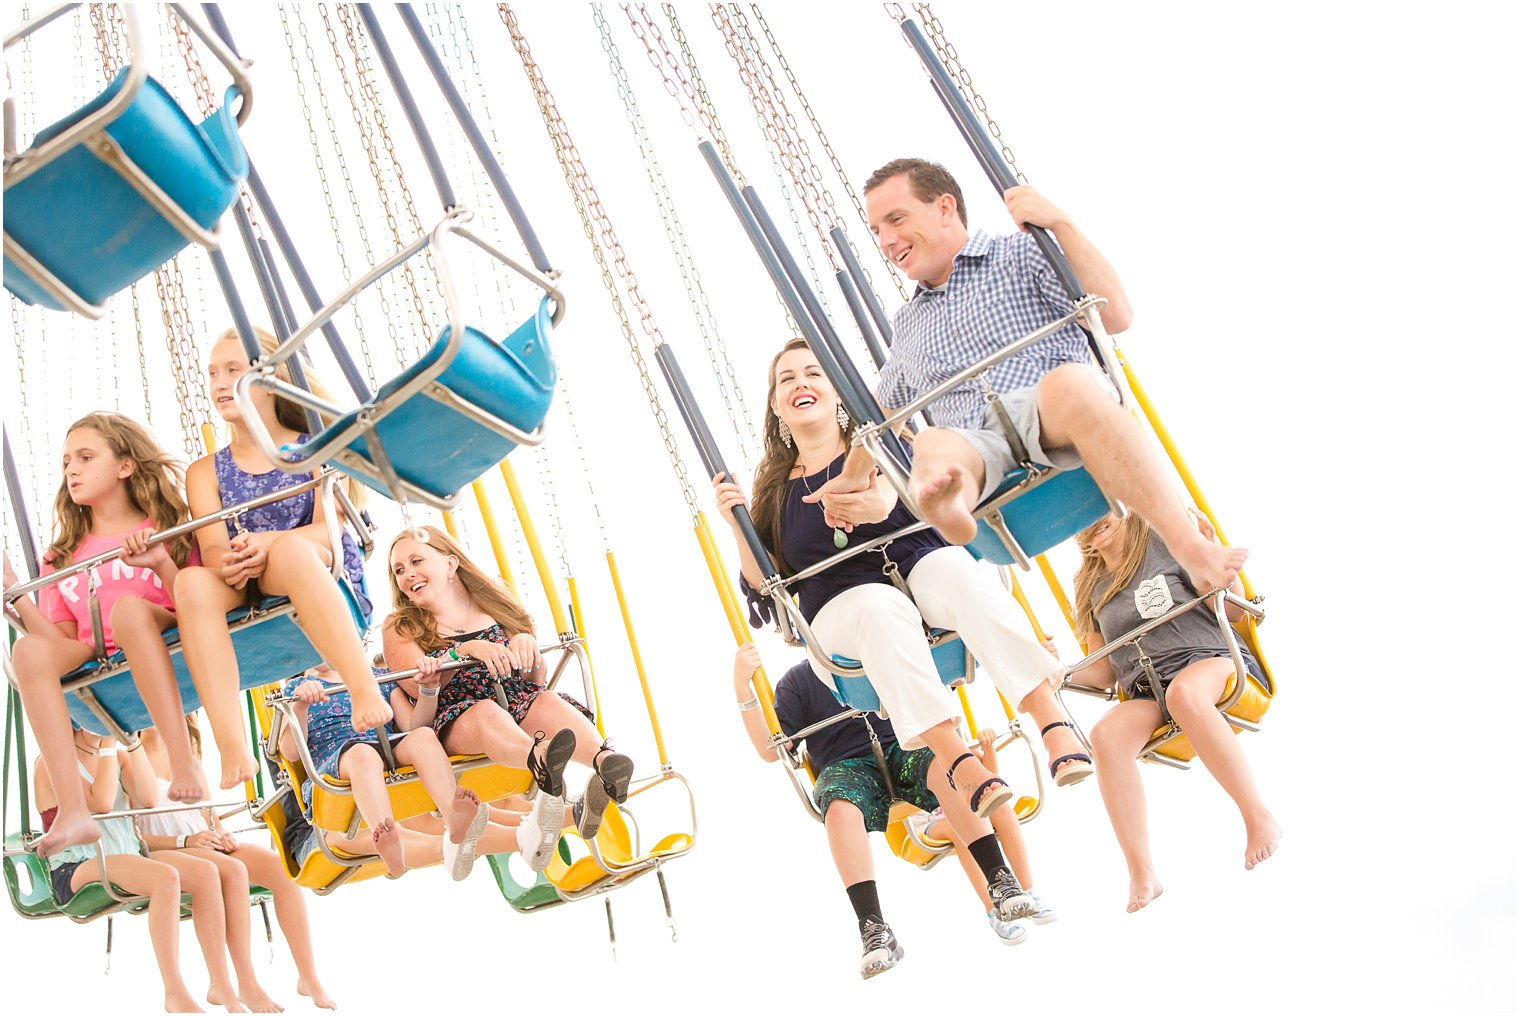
[282,5,378,388]
[750,6,909,303]
[907,3,1028,185]
[594,6,757,465]
[128,283,153,427]
[500,3,700,520]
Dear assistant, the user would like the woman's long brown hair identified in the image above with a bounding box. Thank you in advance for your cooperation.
[45,413,192,567]
[384,525,535,654]
[1072,513,1152,644]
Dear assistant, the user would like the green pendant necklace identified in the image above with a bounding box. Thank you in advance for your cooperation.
[800,454,848,549]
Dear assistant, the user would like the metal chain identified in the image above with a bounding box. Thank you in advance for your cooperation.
[283,5,378,388]
[908,3,1027,185]
[594,5,757,465]
[500,3,700,520]
[751,5,909,302]
[151,264,201,456]
[129,282,153,427]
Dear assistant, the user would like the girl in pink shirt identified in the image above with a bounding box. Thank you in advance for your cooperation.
[4,412,203,858]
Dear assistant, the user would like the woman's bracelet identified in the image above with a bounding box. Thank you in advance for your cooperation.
[737,697,760,712]
[176,834,188,849]
[419,686,440,699]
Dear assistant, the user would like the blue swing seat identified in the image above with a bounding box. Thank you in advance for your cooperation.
[3,68,248,314]
[61,587,365,737]
[826,629,969,714]
[964,465,1110,567]
[291,297,557,503]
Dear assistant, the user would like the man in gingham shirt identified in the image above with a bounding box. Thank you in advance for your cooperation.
[807,159,1246,594]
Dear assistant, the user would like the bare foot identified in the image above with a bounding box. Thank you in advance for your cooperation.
[165,989,205,1013]
[237,984,284,1013]
[372,817,405,877]
[447,786,480,843]
[169,766,209,803]
[349,684,394,733]
[914,463,978,544]
[207,981,248,1012]
[218,749,257,792]
[1126,873,1164,913]
[1175,537,1249,595]
[1244,812,1281,870]
[296,978,336,1010]
[35,809,100,859]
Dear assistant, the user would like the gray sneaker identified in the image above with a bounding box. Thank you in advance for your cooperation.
[987,869,1039,921]
[859,919,904,979]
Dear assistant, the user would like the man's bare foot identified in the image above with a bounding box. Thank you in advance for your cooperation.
[206,981,248,1012]
[35,809,100,858]
[447,786,480,842]
[915,464,978,544]
[296,978,336,1010]
[218,750,258,792]
[165,989,205,1013]
[1127,874,1164,913]
[1244,812,1281,870]
[237,984,283,1014]
[349,685,394,733]
[372,818,405,877]
[169,766,209,803]
[1175,538,1249,595]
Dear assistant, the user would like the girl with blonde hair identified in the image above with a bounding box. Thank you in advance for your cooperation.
[4,412,205,857]
[173,329,390,793]
[382,526,634,868]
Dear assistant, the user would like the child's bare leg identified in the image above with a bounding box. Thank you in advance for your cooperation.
[942,825,994,911]
[75,856,202,1012]
[112,596,206,803]
[1090,700,1165,911]
[392,729,467,840]
[823,801,874,886]
[1165,659,1280,869]
[338,746,404,876]
[11,632,98,855]
[226,844,333,1008]
[258,534,389,732]
[442,701,535,767]
[153,851,243,1011]
[189,848,279,1012]
[174,568,257,790]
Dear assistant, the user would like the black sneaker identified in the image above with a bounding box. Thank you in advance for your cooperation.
[859,918,904,979]
[987,869,1039,921]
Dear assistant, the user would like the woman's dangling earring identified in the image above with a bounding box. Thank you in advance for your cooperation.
[837,403,850,431]
[778,418,793,448]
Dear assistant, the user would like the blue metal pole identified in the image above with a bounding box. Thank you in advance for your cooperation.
[830,226,892,350]
[3,428,40,578]
[208,249,260,362]
[355,5,456,212]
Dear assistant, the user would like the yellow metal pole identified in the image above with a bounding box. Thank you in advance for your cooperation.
[497,460,570,635]
[441,511,460,540]
[200,422,219,453]
[956,685,979,738]
[469,479,516,587]
[695,512,780,735]
[606,550,667,768]
[567,575,605,738]
[1035,554,1077,635]
[1006,568,1049,642]
[1117,344,1256,600]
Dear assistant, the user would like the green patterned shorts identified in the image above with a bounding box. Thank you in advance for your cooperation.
[813,744,939,832]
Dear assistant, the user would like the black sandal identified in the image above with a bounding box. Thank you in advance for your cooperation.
[947,751,1012,818]
[528,729,576,799]
[591,743,635,804]
[1040,721,1094,787]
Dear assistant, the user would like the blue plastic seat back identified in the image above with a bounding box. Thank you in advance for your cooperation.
[3,69,247,310]
[296,297,557,502]
[63,587,364,736]
[826,629,968,713]
[964,466,1110,567]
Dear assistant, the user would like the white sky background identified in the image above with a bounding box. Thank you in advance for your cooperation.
[3,2,1517,1012]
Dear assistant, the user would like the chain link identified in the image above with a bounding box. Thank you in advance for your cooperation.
[910,3,1027,184]
[129,282,153,427]
[501,3,699,520]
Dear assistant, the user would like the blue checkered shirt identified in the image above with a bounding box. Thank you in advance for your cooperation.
[877,229,1092,430]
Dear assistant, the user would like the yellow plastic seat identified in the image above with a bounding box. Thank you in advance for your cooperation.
[884,796,1038,869]
[546,801,692,897]
[307,762,531,835]
[1126,616,1276,764]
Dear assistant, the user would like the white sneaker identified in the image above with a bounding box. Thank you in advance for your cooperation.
[987,910,1028,946]
[1028,892,1059,925]
[517,789,564,872]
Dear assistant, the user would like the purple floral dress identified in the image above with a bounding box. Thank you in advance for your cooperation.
[214,440,373,623]
[431,624,594,731]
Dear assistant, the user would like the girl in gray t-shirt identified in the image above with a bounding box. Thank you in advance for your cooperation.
[1069,511,1279,914]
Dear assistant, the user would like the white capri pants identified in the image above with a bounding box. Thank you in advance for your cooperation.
[806,547,1061,749]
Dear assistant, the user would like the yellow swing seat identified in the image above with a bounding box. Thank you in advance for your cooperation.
[883,795,1039,870]
[546,801,692,897]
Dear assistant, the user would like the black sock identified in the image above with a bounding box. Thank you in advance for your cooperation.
[845,880,883,930]
[967,833,1018,887]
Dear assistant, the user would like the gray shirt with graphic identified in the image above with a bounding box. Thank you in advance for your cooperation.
[1091,532,1257,697]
